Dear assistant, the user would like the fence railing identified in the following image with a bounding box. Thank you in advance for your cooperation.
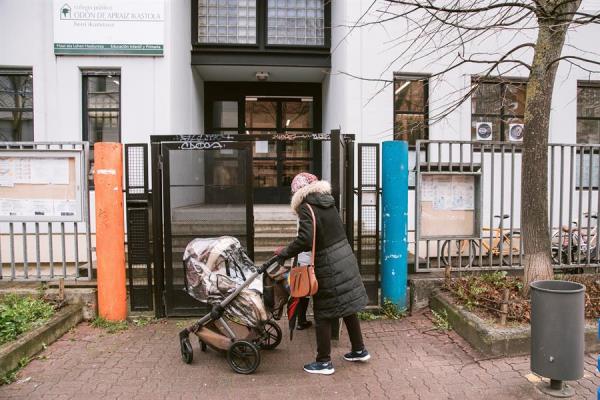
[0,142,93,281]
[411,140,600,272]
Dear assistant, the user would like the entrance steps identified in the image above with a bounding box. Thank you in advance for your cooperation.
[169,204,298,265]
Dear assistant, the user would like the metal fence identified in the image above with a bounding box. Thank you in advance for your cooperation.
[412,140,600,272]
[0,142,93,281]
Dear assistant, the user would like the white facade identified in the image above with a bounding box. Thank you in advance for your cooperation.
[1,1,598,148]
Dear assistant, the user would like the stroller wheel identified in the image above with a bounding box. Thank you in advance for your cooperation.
[180,336,193,364]
[260,320,282,350]
[227,341,261,374]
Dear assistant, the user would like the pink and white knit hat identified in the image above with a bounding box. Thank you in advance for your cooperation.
[291,172,318,193]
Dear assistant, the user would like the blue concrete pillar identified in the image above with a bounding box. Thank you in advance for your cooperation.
[381,141,409,309]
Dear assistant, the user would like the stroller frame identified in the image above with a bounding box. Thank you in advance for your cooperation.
[179,255,282,374]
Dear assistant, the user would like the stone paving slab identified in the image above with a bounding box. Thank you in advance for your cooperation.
[0,311,598,400]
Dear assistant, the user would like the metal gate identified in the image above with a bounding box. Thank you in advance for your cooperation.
[124,144,153,311]
[125,132,358,317]
[356,143,380,305]
[154,140,254,316]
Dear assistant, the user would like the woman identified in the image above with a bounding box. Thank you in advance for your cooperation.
[275,172,370,375]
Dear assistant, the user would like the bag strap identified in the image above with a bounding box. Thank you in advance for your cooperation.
[305,204,317,266]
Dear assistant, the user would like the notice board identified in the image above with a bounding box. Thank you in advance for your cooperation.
[0,150,84,222]
[419,173,480,239]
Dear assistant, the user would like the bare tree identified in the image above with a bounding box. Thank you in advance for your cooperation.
[344,0,599,294]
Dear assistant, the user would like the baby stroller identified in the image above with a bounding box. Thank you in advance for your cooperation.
[178,236,283,374]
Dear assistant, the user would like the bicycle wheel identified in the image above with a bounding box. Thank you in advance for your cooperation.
[551,230,569,265]
[442,240,475,268]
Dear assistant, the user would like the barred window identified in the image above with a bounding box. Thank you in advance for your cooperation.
[471,78,527,142]
[577,82,600,144]
[82,70,121,185]
[0,70,33,142]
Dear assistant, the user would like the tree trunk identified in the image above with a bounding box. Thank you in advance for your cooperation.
[521,14,572,295]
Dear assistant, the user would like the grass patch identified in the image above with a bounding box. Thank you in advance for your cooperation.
[358,299,407,321]
[91,317,128,334]
[1,357,30,385]
[431,309,452,331]
[0,294,55,346]
[130,316,155,327]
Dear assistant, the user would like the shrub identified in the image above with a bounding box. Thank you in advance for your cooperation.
[0,294,55,346]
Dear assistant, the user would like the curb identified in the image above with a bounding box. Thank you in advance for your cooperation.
[0,303,83,376]
[430,290,600,357]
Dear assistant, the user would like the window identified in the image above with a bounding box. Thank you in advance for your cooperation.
[0,70,33,142]
[267,0,325,45]
[393,75,428,144]
[577,82,600,144]
[195,0,328,48]
[471,78,527,142]
[82,71,121,183]
[197,0,257,44]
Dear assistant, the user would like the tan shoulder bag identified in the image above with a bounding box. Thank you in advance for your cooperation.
[289,204,319,297]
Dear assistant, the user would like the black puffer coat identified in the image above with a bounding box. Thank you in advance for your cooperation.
[280,181,368,320]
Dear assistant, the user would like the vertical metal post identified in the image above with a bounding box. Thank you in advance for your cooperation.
[381,141,409,308]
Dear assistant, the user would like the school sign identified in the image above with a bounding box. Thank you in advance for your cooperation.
[53,0,165,56]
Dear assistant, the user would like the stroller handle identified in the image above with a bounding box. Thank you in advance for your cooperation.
[259,255,280,274]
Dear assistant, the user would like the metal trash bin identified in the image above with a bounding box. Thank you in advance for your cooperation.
[530,280,585,397]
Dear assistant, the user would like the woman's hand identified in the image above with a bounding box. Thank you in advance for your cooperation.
[274,246,287,264]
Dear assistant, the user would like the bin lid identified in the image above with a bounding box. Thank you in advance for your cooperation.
[529,280,585,293]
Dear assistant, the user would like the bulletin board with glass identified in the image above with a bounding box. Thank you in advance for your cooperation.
[0,150,84,222]
[418,172,481,239]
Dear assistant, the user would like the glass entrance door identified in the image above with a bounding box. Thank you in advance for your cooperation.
[210,95,319,204]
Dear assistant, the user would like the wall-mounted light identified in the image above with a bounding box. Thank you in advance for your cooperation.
[255,71,269,81]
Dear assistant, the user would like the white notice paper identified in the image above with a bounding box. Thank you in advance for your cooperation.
[53,200,77,217]
[255,141,269,154]
[421,176,435,201]
[433,176,453,210]
[0,158,14,187]
[30,158,69,185]
[451,176,475,210]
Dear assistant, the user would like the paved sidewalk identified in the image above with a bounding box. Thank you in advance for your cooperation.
[1,311,598,400]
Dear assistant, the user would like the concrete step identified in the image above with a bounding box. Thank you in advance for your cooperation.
[254,233,296,247]
[170,221,247,236]
[254,221,298,234]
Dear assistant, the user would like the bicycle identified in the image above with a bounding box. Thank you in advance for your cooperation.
[551,213,598,265]
[441,214,521,268]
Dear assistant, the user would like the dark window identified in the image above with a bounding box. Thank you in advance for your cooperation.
[393,75,428,145]
[577,82,600,144]
[82,70,121,184]
[471,78,527,142]
[0,70,33,142]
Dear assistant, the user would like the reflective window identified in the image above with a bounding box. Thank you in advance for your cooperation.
[245,100,277,129]
[198,0,257,44]
[0,71,33,142]
[82,71,121,184]
[267,0,325,45]
[577,82,600,144]
[471,79,527,142]
[393,76,428,144]
[213,101,238,129]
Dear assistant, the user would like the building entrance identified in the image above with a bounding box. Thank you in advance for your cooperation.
[205,82,322,203]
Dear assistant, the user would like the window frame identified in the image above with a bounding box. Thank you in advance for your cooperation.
[81,69,122,145]
[471,76,527,143]
[392,73,430,147]
[0,68,34,142]
[191,0,331,51]
[576,80,600,145]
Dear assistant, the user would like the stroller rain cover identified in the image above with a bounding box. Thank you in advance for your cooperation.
[183,236,268,328]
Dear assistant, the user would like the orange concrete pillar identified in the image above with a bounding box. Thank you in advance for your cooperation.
[94,142,127,321]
